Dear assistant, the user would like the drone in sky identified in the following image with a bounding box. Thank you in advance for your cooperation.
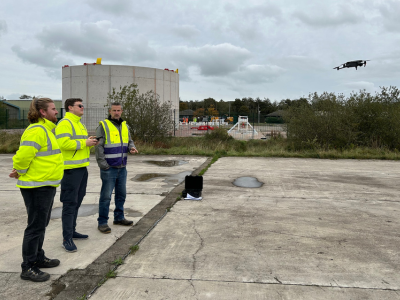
[333,60,370,70]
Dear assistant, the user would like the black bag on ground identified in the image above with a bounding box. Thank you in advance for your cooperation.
[183,175,203,198]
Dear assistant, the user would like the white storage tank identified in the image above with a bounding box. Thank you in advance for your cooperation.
[62,64,179,132]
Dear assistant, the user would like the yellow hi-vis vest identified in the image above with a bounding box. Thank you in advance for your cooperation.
[55,112,91,169]
[13,118,64,188]
[100,119,130,166]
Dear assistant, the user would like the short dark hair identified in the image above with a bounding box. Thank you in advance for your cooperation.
[65,98,82,112]
[109,102,122,110]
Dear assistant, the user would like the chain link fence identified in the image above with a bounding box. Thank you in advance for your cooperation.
[0,108,287,140]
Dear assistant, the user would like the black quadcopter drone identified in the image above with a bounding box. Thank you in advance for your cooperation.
[333,60,370,70]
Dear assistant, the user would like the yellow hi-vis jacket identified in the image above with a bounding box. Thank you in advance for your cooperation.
[13,118,64,188]
[55,112,91,169]
[100,119,130,167]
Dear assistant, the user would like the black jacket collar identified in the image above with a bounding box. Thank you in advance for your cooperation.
[108,115,124,126]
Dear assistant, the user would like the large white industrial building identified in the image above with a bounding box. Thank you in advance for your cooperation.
[62,64,179,132]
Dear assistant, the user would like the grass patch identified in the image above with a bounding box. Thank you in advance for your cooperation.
[112,257,124,266]
[0,130,23,153]
[3,130,400,160]
[105,270,117,279]
[130,245,139,255]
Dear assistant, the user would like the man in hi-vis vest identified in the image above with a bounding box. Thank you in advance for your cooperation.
[9,98,63,282]
[95,102,138,234]
[55,98,98,252]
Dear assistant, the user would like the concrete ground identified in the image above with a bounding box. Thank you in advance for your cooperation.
[0,154,208,300]
[1,156,400,299]
[90,157,400,300]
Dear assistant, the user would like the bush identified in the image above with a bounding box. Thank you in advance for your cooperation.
[204,128,233,141]
[107,83,174,143]
[265,117,284,124]
[285,86,400,150]
[0,130,23,153]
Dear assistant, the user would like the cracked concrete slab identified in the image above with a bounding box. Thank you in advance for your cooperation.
[90,158,400,300]
[0,154,207,300]
[88,277,400,300]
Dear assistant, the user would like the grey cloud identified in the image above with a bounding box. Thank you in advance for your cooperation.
[293,4,364,27]
[45,69,63,80]
[6,93,22,100]
[224,3,282,40]
[12,45,67,69]
[85,0,133,16]
[12,45,75,79]
[228,22,261,41]
[0,20,7,36]
[36,21,156,63]
[232,64,286,84]
[277,55,325,71]
[172,25,201,39]
[343,81,375,92]
[173,43,252,77]
[242,3,282,20]
[378,1,400,32]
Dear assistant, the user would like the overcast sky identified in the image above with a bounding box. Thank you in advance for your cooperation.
[1,0,399,102]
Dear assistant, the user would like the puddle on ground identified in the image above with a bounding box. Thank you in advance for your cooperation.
[134,173,168,181]
[144,160,188,167]
[131,171,192,188]
[51,204,98,219]
[123,208,143,218]
[233,177,263,188]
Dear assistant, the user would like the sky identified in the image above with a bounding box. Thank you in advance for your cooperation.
[1,0,400,102]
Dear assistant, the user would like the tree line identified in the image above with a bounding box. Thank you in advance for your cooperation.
[179,97,309,116]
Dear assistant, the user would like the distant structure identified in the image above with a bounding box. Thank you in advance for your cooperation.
[62,63,179,132]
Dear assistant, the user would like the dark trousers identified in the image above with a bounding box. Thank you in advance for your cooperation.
[20,186,56,270]
[60,167,88,240]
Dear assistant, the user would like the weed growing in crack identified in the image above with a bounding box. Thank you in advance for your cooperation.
[106,270,117,279]
[130,245,139,255]
[77,294,86,300]
[112,257,124,266]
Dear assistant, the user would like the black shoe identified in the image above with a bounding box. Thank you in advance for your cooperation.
[35,256,60,268]
[73,232,89,240]
[21,266,50,282]
[113,218,133,226]
[98,224,111,233]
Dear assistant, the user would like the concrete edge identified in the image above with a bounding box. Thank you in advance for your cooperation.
[51,156,213,300]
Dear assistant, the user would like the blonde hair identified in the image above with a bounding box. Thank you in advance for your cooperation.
[27,98,54,123]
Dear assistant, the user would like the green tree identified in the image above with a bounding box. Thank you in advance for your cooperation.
[206,105,219,116]
[19,94,32,99]
[204,97,217,110]
[233,98,242,113]
[107,83,173,143]
[238,105,250,116]
[179,101,188,111]
[193,108,205,117]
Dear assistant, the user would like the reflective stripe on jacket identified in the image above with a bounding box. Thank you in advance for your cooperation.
[55,112,90,169]
[100,119,129,166]
[13,118,64,188]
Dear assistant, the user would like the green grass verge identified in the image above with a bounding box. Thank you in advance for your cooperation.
[3,130,400,160]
